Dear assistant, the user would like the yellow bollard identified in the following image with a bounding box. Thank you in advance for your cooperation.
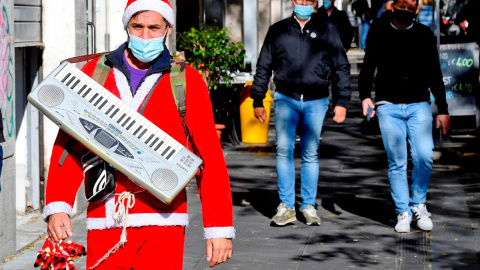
[239,82,273,144]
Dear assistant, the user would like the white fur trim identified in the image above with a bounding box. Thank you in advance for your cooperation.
[104,194,116,228]
[123,0,174,28]
[42,202,73,221]
[113,67,161,111]
[204,227,236,239]
[85,195,189,230]
[86,213,189,230]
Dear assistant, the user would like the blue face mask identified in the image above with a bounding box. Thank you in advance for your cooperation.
[323,0,332,9]
[128,30,168,63]
[294,4,315,20]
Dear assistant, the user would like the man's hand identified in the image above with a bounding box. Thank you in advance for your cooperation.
[206,238,233,268]
[436,114,451,135]
[254,107,267,123]
[362,98,376,119]
[333,106,347,123]
[47,213,73,243]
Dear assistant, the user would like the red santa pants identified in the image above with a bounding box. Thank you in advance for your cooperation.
[87,226,185,270]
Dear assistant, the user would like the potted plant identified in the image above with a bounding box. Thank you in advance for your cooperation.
[176,25,246,90]
[177,25,246,141]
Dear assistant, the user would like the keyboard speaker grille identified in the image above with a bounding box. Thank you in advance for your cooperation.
[38,85,65,107]
[151,168,178,191]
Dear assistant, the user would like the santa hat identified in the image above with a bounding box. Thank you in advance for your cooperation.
[122,0,174,28]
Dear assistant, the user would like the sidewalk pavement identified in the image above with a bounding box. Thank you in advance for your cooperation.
[1,74,480,270]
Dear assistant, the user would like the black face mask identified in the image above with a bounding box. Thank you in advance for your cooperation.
[393,8,416,25]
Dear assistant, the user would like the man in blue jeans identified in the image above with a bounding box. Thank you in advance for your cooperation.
[359,0,450,233]
[251,0,351,226]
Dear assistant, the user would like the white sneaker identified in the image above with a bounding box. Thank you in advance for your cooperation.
[301,205,321,226]
[271,203,296,226]
[411,204,433,231]
[395,212,412,233]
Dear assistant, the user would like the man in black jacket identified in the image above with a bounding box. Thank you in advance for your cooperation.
[317,0,354,51]
[359,0,450,233]
[251,0,351,227]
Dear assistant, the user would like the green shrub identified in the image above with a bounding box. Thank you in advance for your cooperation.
[177,25,246,90]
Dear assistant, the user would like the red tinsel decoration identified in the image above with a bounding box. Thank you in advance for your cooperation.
[34,238,87,270]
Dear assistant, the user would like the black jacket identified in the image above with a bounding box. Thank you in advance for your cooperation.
[251,14,351,108]
[318,6,354,51]
[358,15,449,114]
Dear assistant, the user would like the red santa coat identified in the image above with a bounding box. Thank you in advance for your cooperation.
[43,51,234,239]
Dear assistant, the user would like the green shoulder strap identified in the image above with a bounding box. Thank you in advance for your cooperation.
[170,61,187,121]
[169,60,190,143]
[92,53,111,86]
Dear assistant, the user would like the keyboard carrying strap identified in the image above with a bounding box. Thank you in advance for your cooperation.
[58,139,78,167]
[92,53,110,87]
[169,61,190,142]
[170,62,187,121]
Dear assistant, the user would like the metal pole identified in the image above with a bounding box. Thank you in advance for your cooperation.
[435,0,442,146]
[105,0,110,51]
[87,22,96,54]
[435,0,441,49]
[431,1,435,32]
[281,0,284,19]
[92,0,96,49]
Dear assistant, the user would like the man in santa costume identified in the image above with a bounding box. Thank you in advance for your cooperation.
[44,0,234,269]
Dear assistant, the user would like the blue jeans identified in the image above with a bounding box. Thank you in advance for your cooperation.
[274,92,329,210]
[361,21,370,49]
[376,102,434,215]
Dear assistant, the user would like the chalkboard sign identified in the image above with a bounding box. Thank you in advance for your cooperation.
[435,42,479,116]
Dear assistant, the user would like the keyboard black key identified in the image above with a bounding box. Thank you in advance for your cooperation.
[110,108,119,118]
[61,73,71,83]
[133,126,143,136]
[71,79,80,89]
[98,99,108,110]
[66,76,76,86]
[138,129,147,139]
[166,150,176,160]
[154,141,164,151]
[77,85,87,95]
[89,93,99,103]
[149,138,159,147]
[121,116,130,126]
[82,88,92,98]
[126,120,136,130]
[117,113,126,124]
[145,134,154,144]
[94,96,103,106]
[105,105,114,115]
[161,146,171,156]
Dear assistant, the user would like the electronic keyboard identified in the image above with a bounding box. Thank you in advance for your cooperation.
[27,61,203,203]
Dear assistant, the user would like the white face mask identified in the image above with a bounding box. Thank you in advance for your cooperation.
[128,29,168,63]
